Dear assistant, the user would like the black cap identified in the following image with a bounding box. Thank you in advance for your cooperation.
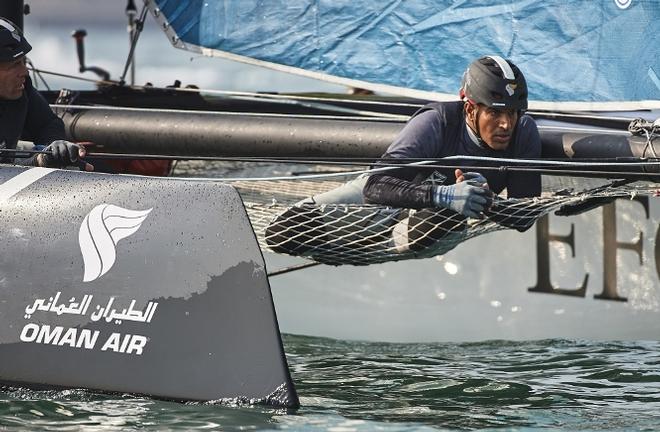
[460,55,528,111]
[0,17,31,62]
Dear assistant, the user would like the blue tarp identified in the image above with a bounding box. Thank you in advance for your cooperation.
[151,0,659,102]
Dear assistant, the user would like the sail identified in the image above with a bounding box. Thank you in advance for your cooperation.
[148,0,660,106]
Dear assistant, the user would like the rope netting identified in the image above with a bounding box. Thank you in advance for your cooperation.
[230,175,658,266]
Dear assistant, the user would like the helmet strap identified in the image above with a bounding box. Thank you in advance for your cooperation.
[473,105,483,141]
[465,103,486,148]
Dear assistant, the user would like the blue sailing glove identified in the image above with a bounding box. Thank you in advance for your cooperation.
[433,174,491,218]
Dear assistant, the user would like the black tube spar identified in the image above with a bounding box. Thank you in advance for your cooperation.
[61,109,404,158]
[60,108,659,164]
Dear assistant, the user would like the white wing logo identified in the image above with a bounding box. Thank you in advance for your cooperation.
[614,0,632,9]
[79,204,153,282]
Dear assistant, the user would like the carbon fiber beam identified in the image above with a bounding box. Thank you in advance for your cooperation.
[62,109,404,158]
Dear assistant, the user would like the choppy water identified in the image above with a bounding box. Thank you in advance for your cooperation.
[2,336,659,431]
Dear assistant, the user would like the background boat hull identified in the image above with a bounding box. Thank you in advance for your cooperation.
[269,197,659,342]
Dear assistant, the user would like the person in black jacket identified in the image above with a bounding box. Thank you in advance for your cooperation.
[363,55,541,220]
[0,17,91,170]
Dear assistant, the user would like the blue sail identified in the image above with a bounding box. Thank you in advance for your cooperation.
[149,0,659,103]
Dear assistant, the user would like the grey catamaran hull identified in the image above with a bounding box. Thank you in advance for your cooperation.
[0,166,298,407]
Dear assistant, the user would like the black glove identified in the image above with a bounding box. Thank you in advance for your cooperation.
[42,140,81,167]
[484,198,544,232]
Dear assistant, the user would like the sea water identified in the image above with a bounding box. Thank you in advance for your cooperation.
[1,336,659,431]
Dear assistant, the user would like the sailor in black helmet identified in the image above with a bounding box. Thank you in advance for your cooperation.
[363,55,541,222]
[0,17,92,169]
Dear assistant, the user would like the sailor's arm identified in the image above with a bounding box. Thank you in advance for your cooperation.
[363,110,443,208]
[363,111,490,217]
[19,79,92,170]
[14,78,65,166]
[20,77,65,147]
[364,172,435,209]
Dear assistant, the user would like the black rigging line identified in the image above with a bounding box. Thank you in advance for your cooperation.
[28,67,417,108]
[267,262,321,277]
[2,149,659,178]
[81,152,660,165]
[30,68,118,85]
[27,60,51,91]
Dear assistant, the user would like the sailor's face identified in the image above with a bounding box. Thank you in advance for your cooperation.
[479,106,518,150]
[0,56,28,100]
[469,103,518,151]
